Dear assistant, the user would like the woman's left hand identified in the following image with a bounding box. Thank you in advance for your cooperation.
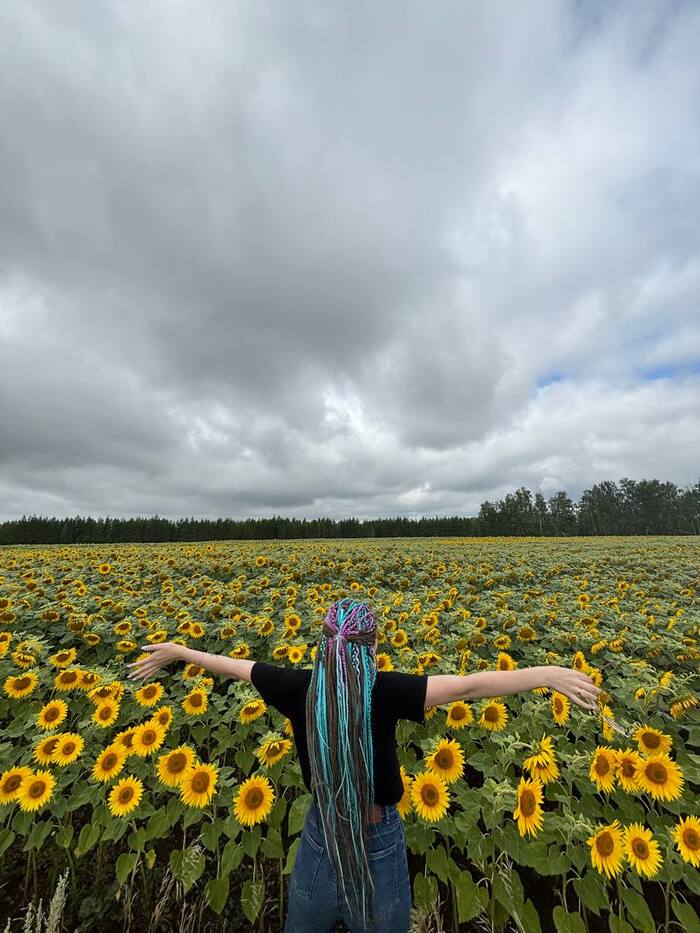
[125,642,184,681]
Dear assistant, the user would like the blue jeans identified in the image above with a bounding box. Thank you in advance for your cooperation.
[284,798,412,933]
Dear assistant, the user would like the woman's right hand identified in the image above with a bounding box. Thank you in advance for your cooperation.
[545,666,602,711]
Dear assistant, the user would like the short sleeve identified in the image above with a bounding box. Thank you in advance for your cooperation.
[377,671,428,724]
[250,661,310,718]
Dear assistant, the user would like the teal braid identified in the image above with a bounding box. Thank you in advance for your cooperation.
[305,598,378,926]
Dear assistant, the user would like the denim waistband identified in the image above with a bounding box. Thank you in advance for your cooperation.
[308,796,399,829]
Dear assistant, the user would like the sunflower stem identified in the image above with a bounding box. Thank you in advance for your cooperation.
[663,877,671,933]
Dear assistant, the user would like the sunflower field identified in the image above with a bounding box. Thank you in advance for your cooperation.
[0,536,699,933]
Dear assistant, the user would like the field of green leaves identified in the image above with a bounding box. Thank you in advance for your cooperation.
[0,536,699,932]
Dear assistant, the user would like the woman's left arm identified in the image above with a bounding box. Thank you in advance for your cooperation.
[126,643,254,683]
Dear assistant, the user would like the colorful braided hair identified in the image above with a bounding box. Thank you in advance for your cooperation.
[305,597,378,926]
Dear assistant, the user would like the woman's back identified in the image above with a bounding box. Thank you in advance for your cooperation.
[251,661,428,804]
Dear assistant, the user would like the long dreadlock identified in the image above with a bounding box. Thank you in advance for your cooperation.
[305,597,378,926]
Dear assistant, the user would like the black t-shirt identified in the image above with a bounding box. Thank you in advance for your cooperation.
[250,661,428,805]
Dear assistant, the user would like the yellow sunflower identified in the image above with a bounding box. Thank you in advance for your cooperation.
[410,772,450,823]
[156,746,197,787]
[426,738,465,785]
[240,699,267,724]
[616,748,642,792]
[33,735,61,766]
[633,725,673,758]
[0,766,33,804]
[54,669,82,692]
[288,645,307,664]
[255,735,293,768]
[525,757,560,784]
[150,705,174,730]
[551,691,570,725]
[180,762,219,808]
[635,754,684,801]
[108,775,144,817]
[375,653,394,672]
[397,767,413,819]
[131,721,167,757]
[182,688,208,716]
[272,645,289,661]
[623,823,662,878]
[424,706,438,721]
[446,701,473,730]
[233,775,275,826]
[587,819,626,878]
[92,700,120,728]
[589,746,618,793]
[134,682,164,707]
[91,744,128,782]
[672,816,700,867]
[17,770,56,812]
[36,699,69,731]
[513,776,544,838]
[54,733,84,766]
[479,701,508,732]
[523,736,555,771]
[4,672,39,699]
[392,629,408,648]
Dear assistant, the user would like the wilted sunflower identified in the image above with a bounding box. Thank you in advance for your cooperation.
[446,700,473,730]
[479,701,508,732]
[36,699,68,731]
[375,653,394,672]
[233,775,275,826]
[513,776,544,838]
[17,770,56,812]
[587,819,626,879]
[635,754,684,801]
[0,766,33,804]
[157,746,197,787]
[623,823,662,878]
[633,725,673,758]
[615,749,642,792]
[108,775,144,817]
[54,733,84,766]
[397,767,413,820]
[4,672,39,699]
[426,738,465,785]
[411,772,450,823]
[672,815,700,867]
[255,734,293,768]
[589,746,618,793]
[134,682,164,707]
[240,699,267,724]
[131,721,167,757]
[92,700,120,729]
[92,744,128,782]
[180,762,219,807]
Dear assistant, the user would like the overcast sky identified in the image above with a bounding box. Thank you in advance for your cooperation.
[1,1,699,524]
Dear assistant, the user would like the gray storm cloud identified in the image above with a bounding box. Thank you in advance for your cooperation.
[0,0,698,521]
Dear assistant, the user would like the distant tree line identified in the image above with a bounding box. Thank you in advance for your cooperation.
[1,478,698,545]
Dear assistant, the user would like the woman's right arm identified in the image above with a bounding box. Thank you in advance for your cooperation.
[425,665,601,711]
[125,643,255,683]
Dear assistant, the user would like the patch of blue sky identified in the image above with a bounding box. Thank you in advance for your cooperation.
[639,361,700,381]
[535,371,565,389]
